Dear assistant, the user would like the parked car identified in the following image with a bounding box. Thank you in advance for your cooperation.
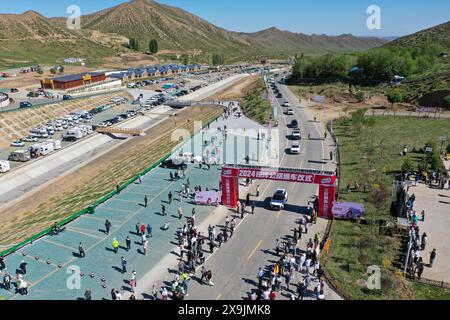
[160,159,188,170]
[11,140,25,147]
[291,129,301,140]
[290,142,300,154]
[23,136,38,142]
[269,189,288,210]
[20,101,33,108]
[290,119,299,129]
[286,108,294,115]
[10,88,19,93]
[63,95,73,100]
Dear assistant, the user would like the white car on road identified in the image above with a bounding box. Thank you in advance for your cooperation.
[286,108,294,115]
[290,142,300,154]
[270,189,288,210]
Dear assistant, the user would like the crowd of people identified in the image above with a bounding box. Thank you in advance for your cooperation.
[405,193,436,281]
[249,203,327,300]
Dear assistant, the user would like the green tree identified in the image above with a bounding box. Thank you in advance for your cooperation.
[59,65,65,73]
[387,88,404,108]
[50,68,56,75]
[149,39,158,54]
[212,53,224,66]
[443,95,450,110]
[356,91,365,102]
[447,143,450,154]
[180,54,189,65]
[401,157,414,173]
[36,66,43,75]
[129,38,139,51]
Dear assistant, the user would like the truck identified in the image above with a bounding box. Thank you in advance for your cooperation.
[8,149,30,162]
[0,160,10,173]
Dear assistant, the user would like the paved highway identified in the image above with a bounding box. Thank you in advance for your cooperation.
[182,75,340,300]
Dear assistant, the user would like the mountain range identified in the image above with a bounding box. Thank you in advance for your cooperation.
[0,0,439,69]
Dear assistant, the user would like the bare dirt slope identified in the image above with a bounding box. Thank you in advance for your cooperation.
[208,74,260,101]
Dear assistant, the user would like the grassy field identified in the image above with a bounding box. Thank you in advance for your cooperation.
[324,115,450,299]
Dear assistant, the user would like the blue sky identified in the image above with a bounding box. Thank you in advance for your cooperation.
[1,0,449,37]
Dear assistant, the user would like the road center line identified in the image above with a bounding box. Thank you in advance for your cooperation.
[247,240,262,261]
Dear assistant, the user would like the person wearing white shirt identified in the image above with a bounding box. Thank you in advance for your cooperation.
[305,258,312,274]
[298,253,306,272]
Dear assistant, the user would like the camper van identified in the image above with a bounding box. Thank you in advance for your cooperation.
[64,127,83,141]
[79,125,93,136]
[29,142,53,157]
[0,160,10,173]
[46,139,62,150]
[8,149,30,162]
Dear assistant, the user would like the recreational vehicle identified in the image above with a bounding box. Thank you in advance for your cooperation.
[8,150,30,162]
[0,160,10,173]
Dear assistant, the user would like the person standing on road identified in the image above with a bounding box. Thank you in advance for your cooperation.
[161,204,166,216]
[256,185,260,197]
[246,193,250,206]
[78,242,85,258]
[168,192,173,204]
[2,273,11,290]
[429,249,437,267]
[121,257,127,274]
[19,261,27,275]
[251,202,255,214]
[421,233,427,251]
[136,222,141,235]
[126,236,131,251]
[111,288,117,300]
[130,271,137,293]
[0,256,5,271]
[112,238,120,254]
[143,239,148,256]
[105,220,112,235]
[140,224,146,237]
[178,207,183,219]
[147,224,153,238]
[205,270,214,286]
[144,195,148,208]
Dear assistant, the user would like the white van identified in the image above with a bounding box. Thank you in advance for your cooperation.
[64,127,83,140]
[46,139,61,150]
[0,160,10,173]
